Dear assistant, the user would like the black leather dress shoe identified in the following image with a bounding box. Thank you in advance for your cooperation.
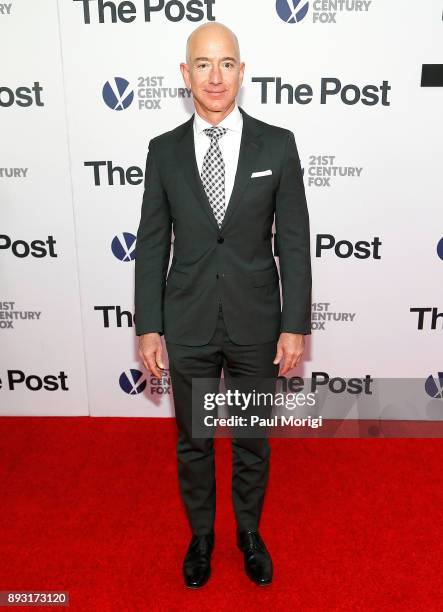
[237,530,273,586]
[183,533,214,588]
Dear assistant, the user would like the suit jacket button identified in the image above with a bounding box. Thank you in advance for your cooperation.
[216,273,219,279]
[217,236,224,244]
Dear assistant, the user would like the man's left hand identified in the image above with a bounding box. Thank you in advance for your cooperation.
[273,333,305,375]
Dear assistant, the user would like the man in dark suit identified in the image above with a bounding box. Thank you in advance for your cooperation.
[135,21,311,588]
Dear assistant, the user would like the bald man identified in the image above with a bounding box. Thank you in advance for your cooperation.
[135,22,311,588]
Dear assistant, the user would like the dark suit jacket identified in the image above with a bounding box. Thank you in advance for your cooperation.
[134,105,312,346]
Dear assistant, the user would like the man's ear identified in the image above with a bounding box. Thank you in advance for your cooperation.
[238,62,245,87]
[180,63,190,88]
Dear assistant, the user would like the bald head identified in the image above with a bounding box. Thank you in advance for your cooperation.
[180,21,244,122]
[185,22,241,65]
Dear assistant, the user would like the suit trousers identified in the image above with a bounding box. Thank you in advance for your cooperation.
[165,301,279,535]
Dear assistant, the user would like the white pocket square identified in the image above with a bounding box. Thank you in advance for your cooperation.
[251,169,272,178]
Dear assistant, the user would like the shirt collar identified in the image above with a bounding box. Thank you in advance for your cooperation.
[193,101,243,135]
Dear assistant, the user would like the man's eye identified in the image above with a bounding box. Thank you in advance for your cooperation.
[197,63,208,69]
[223,62,234,69]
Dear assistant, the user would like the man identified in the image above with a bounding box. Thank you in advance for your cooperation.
[135,21,311,588]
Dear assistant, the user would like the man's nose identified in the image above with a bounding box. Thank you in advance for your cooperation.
[209,66,222,84]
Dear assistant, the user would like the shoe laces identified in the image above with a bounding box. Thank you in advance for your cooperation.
[190,535,213,555]
[242,531,265,552]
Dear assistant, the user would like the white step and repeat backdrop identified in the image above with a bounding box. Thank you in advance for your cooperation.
[1,0,442,417]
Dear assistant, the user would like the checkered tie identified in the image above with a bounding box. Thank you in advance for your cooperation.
[201,126,228,228]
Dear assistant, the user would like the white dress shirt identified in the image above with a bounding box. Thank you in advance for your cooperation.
[193,101,243,209]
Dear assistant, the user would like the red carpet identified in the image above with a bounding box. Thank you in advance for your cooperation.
[1,417,443,610]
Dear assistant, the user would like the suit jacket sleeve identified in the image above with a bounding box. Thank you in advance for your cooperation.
[275,130,312,335]
[134,139,172,336]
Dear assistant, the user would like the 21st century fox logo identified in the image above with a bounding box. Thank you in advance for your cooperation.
[73,0,215,23]
[102,76,191,110]
[276,0,372,24]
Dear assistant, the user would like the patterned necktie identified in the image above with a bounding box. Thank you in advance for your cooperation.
[200,126,228,228]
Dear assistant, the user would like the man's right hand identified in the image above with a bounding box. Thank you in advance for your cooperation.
[138,333,165,378]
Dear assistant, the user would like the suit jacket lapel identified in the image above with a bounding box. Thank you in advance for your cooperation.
[175,115,220,232]
[220,106,263,232]
[174,105,263,233]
